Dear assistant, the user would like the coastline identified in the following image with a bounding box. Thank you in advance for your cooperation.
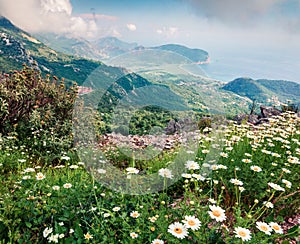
[195,56,211,65]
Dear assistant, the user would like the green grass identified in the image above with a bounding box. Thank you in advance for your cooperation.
[0,112,299,243]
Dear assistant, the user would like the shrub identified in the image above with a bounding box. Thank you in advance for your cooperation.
[281,102,298,113]
[0,65,78,159]
[198,117,212,131]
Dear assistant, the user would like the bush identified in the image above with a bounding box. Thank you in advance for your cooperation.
[0,65,78,158]
[281,103,298,113]
[198,117,212,131]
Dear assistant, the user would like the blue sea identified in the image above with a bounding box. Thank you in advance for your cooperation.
[199,49,300,84]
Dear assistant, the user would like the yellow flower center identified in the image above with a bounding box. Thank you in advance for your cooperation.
[174,228,183,234]
[273,225,280,231]
[261,225,268,231]
[212,210,221,217]
[238,230,247,237]
[188,220,196,226]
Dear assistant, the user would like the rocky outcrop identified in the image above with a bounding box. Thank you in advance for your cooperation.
[165,118,197,134]
[234,106,289,125]
[165,119,177,134]
[260,106,281,118]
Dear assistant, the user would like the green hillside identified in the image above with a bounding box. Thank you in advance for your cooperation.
[222,78,270,101]
[6,15,298,123]
[108,50,251,116]
[152,44,209,63]
[35,33,107,60]
[222,77,300,105]
[0,16,102,85]
[257,79,300,101]
[35,33,209,63]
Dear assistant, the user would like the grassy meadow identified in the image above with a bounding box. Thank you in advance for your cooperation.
[0,68,299,243]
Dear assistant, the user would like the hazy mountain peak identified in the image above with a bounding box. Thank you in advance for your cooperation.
[0,16,21,32]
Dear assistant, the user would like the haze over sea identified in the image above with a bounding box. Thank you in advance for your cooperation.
[200,48,300,84]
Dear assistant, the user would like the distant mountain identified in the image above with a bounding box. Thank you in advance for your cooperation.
[94,36,138,58]
[34,33,209,63]
[151,44,209,63]
[222,77,300,105]
[0,16,187,112]
[0,16,103,85]
[35,34,139,60]
[0,16,20,33]
[35,33,108,60]
[0,16,254,118]
[0,16,146,88]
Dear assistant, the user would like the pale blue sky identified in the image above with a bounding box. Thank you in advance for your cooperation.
[67,0,300,50]
[0,0,300,82]
[1,0,300,50]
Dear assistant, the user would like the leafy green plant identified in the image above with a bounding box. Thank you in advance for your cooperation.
[0,65,78,158]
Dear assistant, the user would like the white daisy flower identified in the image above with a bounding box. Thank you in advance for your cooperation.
[126,167,139,174]
[250,165,262,172]
[63,183,72,189]
[282,179,292,188]
[158,168,173,179]
[112,207,120,212]
[234,227,252,242]
[182,173,192,178]
[208,205,226,222]
[168,222,188,239]
[256,221,272,235]
[230,178,243,186]
[192,174,205,181]
[43,227,53,238]
[24,168,35,173]
[69,165,79,169]
[268,182,285,191]
[263,201,274,208]
[182,215,201,230]
[151,239,164,244]
[36,172,46,180]
[130,232,138,239]
[130,211,140,218]
[61,156,70,161]
[185,161,200,170]
[269,222,283,234]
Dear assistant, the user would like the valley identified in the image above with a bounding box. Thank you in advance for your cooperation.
[0,6,299,243]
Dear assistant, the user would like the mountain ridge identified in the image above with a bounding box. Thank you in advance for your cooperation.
[0,16,188,115]
[2,15,298,119]
[34,32,210,63]
[222,77,300,105]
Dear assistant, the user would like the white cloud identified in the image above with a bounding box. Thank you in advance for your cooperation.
[0,0,98,38]
[77,13,118,21]
[40,0,72,15]
[155,26,178,38]
[112,29,122,38]
[126,23,137,31]
[185,0,286,25]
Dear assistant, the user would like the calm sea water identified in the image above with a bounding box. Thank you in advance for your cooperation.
[199,49,300,84]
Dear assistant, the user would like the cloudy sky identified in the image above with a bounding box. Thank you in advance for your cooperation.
[0,0,300,81]
[1,0,300,48]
